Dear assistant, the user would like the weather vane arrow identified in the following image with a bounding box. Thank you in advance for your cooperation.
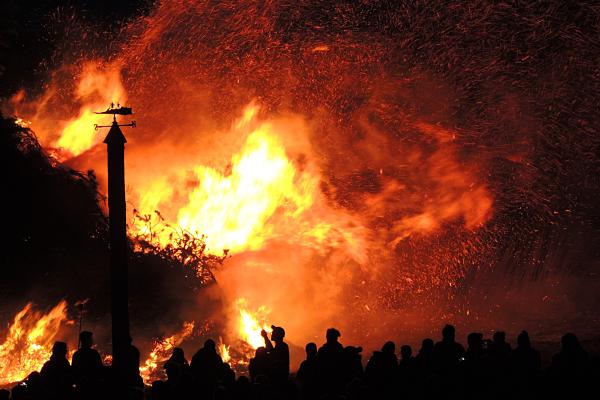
[93,102,136,130]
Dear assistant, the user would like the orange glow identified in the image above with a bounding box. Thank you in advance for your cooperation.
[0,301,69,386]
[139,321,194,384]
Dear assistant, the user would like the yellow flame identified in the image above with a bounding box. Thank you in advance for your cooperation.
[235,298,271,349]
[178,126,312,252]
[0,301,69,386]
[139,321,194,384]
[218,341,231,363]
[133,104,366,260]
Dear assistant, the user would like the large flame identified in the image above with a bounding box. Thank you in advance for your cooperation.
[0,301,69,386]
[132,103,367,259]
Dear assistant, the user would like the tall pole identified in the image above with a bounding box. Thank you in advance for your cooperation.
[104,119,131,381]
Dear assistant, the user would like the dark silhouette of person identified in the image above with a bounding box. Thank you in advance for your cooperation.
[551,332,590,376]
[463,332,488,398]
[220,361,236,391]
[414,338,435,378]
[432,325,465,398]
[511,330,541,396]
[398,344,414,369]
[163,347,193,399]
[127,336,143,388]
[342,345,364,383]
[233,375,252,399]
[248,346,269,382]
[72,331,103,398]
[261,325,290,386]
[40,341,74,400]
[433,324,466,375]
[190,339,223,393]
[396,344,417,398]
[365,341,397,398]
[297,342,318,399]
[487,331,511,395]
[11,371,44,400]
[166,347,189,369]
[150,380,168,400]
[316,328,345,396]
[549,332,591,396]
[489,331,511,356]
[398,344,416,375]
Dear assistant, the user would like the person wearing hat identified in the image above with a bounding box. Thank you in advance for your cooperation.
[261,325,290,385]
[316,328,345,396]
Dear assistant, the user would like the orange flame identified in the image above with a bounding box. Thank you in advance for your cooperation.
[56,63,126,157]
[0,301,69,386]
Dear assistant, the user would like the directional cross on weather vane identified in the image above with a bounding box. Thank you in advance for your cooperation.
[93,102,136,129]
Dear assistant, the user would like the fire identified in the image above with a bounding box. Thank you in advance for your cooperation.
[133,104,366,258]
[236,298,271,350]
[217,341,231,363]
[0,301,69,386]
[139,321,194,384]
[56,63,126,157]
[216,299,272,369]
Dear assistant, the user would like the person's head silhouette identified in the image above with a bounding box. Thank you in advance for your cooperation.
[382,341,395,355]
[561,332,581,352]
[493,331,506,344]
[442,324,456,342]
[79,331,94,349]
[517,330,531,348]
[467,332,483,349]
[271,325,285,343]
[254,346,267,358]
[326,328,341,343]
[204,339,216,352]
[52,341,68,358]
[306,342,317,358]
[172,347,185,361]
[400,345,412,359]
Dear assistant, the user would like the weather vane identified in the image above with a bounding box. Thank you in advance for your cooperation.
[93,102,136,130]
[92,102,135,381]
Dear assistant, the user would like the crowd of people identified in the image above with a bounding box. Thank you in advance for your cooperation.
[2,324,598,399]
